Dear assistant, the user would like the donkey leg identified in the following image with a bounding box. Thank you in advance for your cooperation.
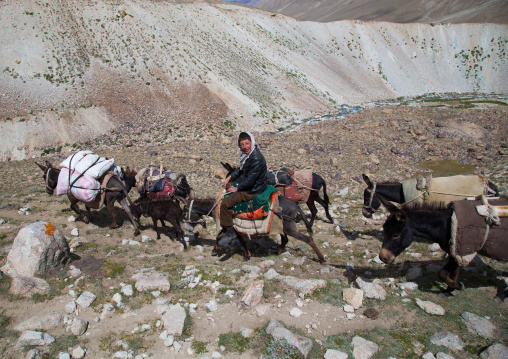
[438,259,461,294]
[306,193,318,227]
[315,194,334,223]
[152,217,161,240]
[85,206,93,224]
[119,197,140,236]
[212,228,227,256]
[235,232,250,261]
[277,234,289,255]
[106,199,119,230]
[69,199,88,224]
[284,221,325,263]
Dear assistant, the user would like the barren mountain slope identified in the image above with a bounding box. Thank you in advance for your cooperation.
[248,0,508,23]
[0,0,507,160]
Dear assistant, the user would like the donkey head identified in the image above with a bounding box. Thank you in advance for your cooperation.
[35,161,59,195]
[378,196,412,265]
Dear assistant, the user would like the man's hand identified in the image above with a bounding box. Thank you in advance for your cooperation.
[228,186,238,193]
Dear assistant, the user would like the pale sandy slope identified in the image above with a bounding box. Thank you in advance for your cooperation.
[0,0,507,159]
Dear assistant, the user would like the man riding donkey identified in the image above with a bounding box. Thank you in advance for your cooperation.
[216,131,268,254]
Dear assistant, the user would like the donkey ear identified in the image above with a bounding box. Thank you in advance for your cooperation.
[35,162,47,172]
[44,160,54,168]
[362,174,373,189]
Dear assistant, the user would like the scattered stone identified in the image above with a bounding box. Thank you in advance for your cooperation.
[429,332,464,351]
[460,312,496,338]
[70,317,88,336]
[422,352,436,359]
[205,299,218,312]
[343,288,363,309]
[351,336,379,359]
[264,268,280,279]
[416,299,445,316]
[100,303,115,320]
[343,304,355,313]
[396,282,418,291]
[132,271,170,292]
[479,343,508,359]
[324,349,348,359]
[240,327,254,338]
[355,277,386,300]
[279,276,326,294]
[121,284,134,297]
[241,280,264,306]
[16,330,55,347]
[9,276,50,297]
[65,301,77,314]
[15,312,68,332]
[436,353,455,359]
[161,304,186,336]
[72,346,86,359]
[290,308,303,317]
[76,291,97,308]
[1,222,71,277]
[266,319,313,358]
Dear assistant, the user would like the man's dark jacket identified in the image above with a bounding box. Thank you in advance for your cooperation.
[230,145,267,194]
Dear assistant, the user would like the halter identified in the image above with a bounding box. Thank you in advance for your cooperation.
[45,167,56,194]
[363,183,377,212]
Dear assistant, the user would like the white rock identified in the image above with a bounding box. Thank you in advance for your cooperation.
[290,308,303,317]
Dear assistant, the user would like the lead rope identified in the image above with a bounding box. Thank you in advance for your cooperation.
[46,167,55,192]
[480,195,500,247]
[362,183,377,211]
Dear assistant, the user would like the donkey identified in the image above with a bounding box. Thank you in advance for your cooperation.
[362,173,499,218]
[184,195,324,262]
[378,195,508,301]
[131,197,184,244]
[36,161,140,235]
[221,162,333,227]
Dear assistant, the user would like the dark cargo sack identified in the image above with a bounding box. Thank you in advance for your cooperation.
[267,168,292,186]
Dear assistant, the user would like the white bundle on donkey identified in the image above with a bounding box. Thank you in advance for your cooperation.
[56,150,120,203]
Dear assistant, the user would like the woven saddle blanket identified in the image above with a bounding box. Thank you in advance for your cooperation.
[275,169,313,203]
[450,197,508,266]
[232,193,283,236]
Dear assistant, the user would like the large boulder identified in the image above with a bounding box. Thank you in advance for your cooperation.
[1,222,70,277]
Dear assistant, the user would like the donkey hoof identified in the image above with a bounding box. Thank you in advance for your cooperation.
[211,249,218,257]
[134,230,141,236]
[457,282,465,291]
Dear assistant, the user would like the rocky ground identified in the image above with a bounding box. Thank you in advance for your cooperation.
[0,101,507,359]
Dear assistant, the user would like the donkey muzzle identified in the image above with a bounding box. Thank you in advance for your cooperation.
[379,248,395,264]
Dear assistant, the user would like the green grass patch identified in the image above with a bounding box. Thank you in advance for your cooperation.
[73,241,99,253]
[191,340,209,354]
[218,331,252,354]
[103,261,125,278]
[260,337,303,358]
[41,335,79,358]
